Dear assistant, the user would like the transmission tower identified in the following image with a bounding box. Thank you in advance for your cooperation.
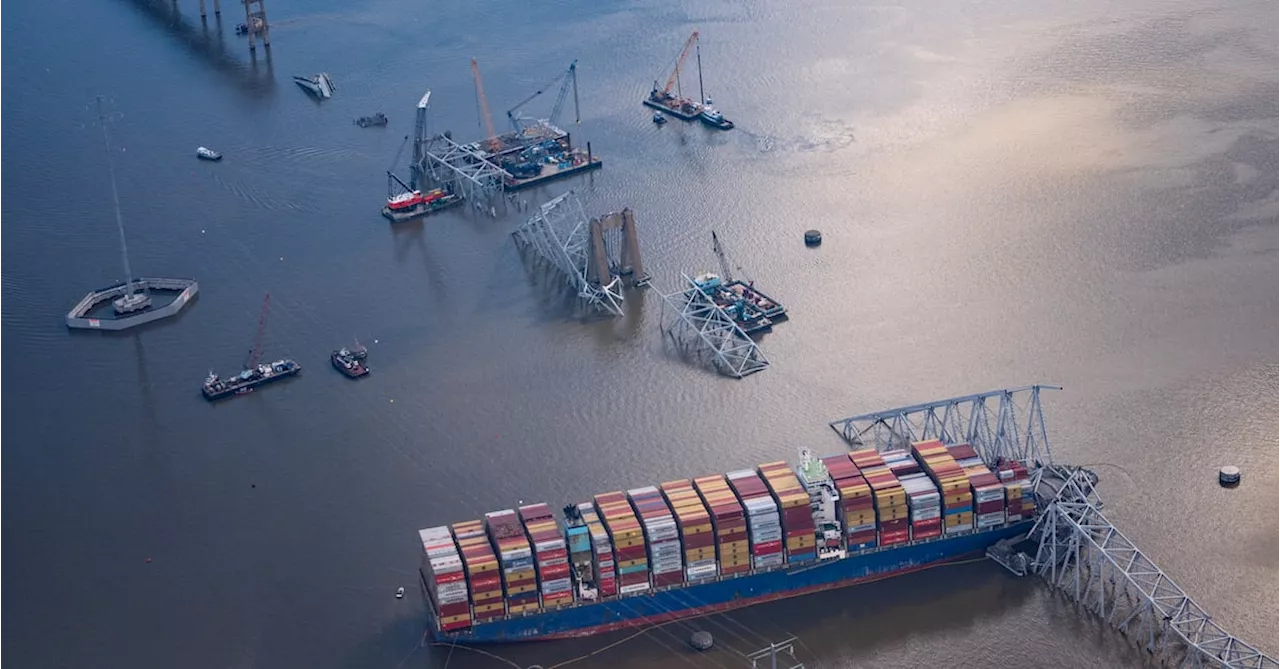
[747,637,803,669]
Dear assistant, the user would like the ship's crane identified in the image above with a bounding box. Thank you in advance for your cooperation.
[506,60,580,135]
[470,58,501,153]
[654,30,700,98]
[386,134,414,199]
[711,230,742,283]
[243,292,271,370]
[409,89,431,189]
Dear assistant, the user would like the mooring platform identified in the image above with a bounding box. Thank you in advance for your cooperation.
[66,278,198,331]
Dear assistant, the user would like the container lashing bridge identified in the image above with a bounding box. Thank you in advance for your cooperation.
[828,385,1278,669]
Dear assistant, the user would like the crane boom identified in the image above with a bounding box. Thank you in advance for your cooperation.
[507,61,580,134]
[470,58,500,152]
[245,293,271,370]
[663,30,700,96]
[711,230,734,283]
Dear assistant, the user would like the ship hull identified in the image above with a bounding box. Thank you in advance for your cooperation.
[427,520,1030,643]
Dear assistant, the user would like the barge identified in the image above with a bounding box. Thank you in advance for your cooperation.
[331,343,369,378]
[417,441,1036,643]
[382,172,464,222]
[202,359,300,401]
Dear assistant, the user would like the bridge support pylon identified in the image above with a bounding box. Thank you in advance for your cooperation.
[243,0,269,51]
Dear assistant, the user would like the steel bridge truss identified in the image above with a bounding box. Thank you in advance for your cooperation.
[1029,466,1277,669]
[827,385,1060,466]
[659,275,769,379]
[512,191,624,316]
[419,133,509,202]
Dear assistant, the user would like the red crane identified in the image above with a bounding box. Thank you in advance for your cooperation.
[244,292,271,370]
[471,58,501,153]
[661,30,700,97]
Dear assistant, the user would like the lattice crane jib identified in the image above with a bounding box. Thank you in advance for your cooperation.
[659,274,769,378]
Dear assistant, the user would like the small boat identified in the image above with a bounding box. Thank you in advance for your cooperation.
[293,73,336,100]
[395,587,405,599]
[196,146,222,161]
[331,343,369,379]
[698,103,734,131]
[355,113,389,128]
[652,111,667,125]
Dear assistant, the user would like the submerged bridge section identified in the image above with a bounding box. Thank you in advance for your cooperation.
[829,386,1278,669]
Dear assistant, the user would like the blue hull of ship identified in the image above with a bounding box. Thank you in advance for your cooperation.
[427,521,1031,643]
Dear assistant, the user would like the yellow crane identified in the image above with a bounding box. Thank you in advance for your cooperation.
[471,58,501,153]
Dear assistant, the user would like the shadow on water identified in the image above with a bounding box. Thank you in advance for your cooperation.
[119,0,276,101]
[389,219,447,292]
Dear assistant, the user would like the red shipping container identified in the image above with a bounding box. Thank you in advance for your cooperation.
[880,531,910,546]
[880,518,909,532]
[475,610,505,621]
[438,601,471,616]
[784,528,813,539]
[976,500,1004,514]
[441,619,473,632]
[912,528,942,540]
[430,570,466,585]
[654,572,684,587]
[753,539,783,554]
[721,564,750,575]
[912,518,941,530]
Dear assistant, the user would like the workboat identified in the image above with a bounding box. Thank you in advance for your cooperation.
[196,146,222,161]
[202,359,301,401]
[355,113,389,128]
[416,442,1037,643]
[331,344,369,378]
[293,73,335,99]
[382,172,463,222]
[699,104,734,130]
[652,112,667,125]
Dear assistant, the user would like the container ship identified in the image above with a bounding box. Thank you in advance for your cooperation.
[416,440,1036,643]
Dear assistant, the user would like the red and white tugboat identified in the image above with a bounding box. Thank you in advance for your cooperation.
[381,172,463,222]
[331,339,369,379]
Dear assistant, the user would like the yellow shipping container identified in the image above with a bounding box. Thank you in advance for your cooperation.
[473,589,503,602]
[682,523,713,536]
[440,614,473,625]
[786,537,815,550]
[618,558,647,569]
[475,602,506,613]
[508,603,540,614]
[615,536,645,549]
[507,582,538,595]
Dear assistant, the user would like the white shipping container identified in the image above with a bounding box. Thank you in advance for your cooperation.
[687,564,718,579]
[944,524,969,535]
[912,507,941,521]
[534,539,566,552]
[429,556,463,572]
[619,582,651,595]
[846,522,877,533]
[542,577,573,591]
[687,558,718,569]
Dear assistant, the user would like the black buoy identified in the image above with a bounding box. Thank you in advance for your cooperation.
[1219,466,1241,487]
[804,229,822,246]
[689,631,714,651]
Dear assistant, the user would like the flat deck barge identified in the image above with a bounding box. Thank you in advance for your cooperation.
[724,279,786,321]
[643,95,702,121]
[202,359,301,401]
[382,193,464,222]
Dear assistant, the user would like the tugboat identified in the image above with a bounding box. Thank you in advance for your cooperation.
[698,102,735,131]
[196,146,223,161]
[652,111,667,125]
[355,113,389,128]
[331,340,369,379]
[381,172,463,222]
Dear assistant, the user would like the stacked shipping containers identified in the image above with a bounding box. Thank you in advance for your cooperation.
[758,461,818,565]
[451,520,506,622]
[884,450,943,541]
[418,526,472,631]
[994,460,1034,521]
[627,487,684,587]
[945,444,1007,530]
[851,449,910,546]
[910,440,973,535]
[693,475,750,576]
[822,454,878,551]
[726,469,785,569]
[574,502,617,597]
[594,492,650,595]
[659,480,718,582]
[519,503,573,608]
[484,510,540,614]
[564,520,594,600]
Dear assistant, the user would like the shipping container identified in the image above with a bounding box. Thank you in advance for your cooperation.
[822,453,879,551]
[519,503,573,608]
[484,509,540,613]
[852,450,910,547]
[452,520,506,621]
[726,469,786,570]
[758,461,818,564]
[419,526,473,631]
[594,492,650,595]
[659,479,718,582]
[571,501,618,598]
[693,474,751,575]
[627,486,684,587]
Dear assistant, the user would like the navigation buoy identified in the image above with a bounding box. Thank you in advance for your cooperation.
[689,631,714,651]
[1219,466,1241,487]
[145,557,152,563]
[804,229,822,246]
